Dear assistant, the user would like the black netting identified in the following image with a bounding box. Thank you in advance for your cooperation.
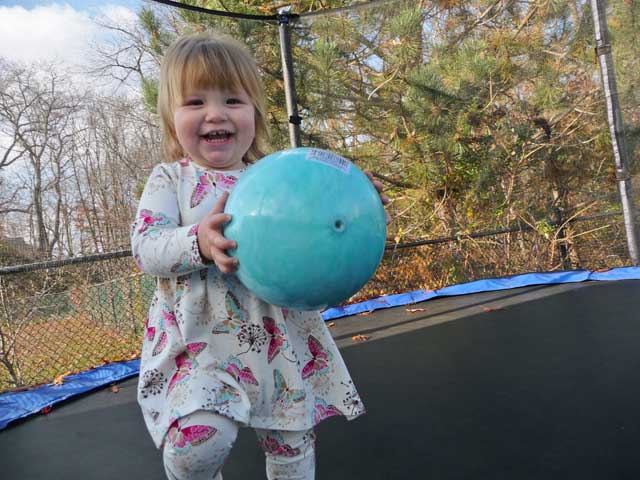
[1,0,638,393]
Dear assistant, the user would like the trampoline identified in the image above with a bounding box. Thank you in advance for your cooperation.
[2,276,640,479]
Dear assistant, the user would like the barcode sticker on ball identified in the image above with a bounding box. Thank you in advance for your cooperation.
[305,149,352,174]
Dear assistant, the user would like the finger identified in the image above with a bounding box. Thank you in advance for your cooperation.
[208,212,232,231]
[211,191,230,215]
[380,193,390,205]
[214,253,239,273]
[386,212,392,225]
[213,234,237,251]
[365,171,384,193]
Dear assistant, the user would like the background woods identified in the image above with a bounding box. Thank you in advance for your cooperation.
[0,61,160,259]
[0,0,638,391]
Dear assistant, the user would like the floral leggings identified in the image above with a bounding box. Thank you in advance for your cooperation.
[163,410,316,480]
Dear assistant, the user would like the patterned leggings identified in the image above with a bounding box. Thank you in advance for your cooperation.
[163,410,316,480]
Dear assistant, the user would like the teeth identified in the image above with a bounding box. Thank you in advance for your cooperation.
[203,131,230,139]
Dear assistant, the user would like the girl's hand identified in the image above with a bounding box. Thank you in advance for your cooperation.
[197,191,239,274]
[365,171,392,225]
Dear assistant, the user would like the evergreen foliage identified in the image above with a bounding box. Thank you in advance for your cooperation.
[133,0,638,289]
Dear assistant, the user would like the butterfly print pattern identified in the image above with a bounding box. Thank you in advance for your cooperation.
[166,418,217,454]
[263,316,291,363]
[151,303,178,356]
[302,335,331,379]
[212,172,239,190]
[166,342,207,395]
[222,356,258,387]
[152,331,168,357]
[313,397,343,423]
[212,291,247,335]
[133,160,365,448]
[137,209,170,235]
[170,251,196,274]
[190,172,215,208]
[257,431,301,457]
[273,369,306,411]
[201,382,243,415]
[144,316,156,342]
[161,305,178,328]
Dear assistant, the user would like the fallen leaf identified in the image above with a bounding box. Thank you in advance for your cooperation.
[327,322,335,327]
[406,308,426,313]
[358,310,374,316]
[594,268,612,273]
[352,334,370,342]
[41,406,53,414]
[110,385,120,393]
[482,306,504,312]
[52,371,71,385]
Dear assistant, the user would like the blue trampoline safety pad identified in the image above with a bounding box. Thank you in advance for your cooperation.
[1,266,639,431]
[0,360,139,430]
[321,266,640,320]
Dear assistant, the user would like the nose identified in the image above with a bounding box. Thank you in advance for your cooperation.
[205,103,227,122]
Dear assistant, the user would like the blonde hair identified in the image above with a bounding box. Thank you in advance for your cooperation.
[157,31,270,163]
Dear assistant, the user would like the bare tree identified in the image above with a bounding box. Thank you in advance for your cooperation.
[67,94,160,253]
[0,60,31,219]
[0,60,87,257]
[87,6,171,100]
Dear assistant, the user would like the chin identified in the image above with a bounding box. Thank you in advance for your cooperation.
[207,159,243,171]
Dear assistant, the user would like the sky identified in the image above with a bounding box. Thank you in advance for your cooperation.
[0,0,145,78]
[0,1,156,239]
[0,1,150,182]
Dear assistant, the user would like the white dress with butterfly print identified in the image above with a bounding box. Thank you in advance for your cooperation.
[131,158,366,449]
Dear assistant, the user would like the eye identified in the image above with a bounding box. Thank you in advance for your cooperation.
[184,98,203,106]
[226,98,243,105]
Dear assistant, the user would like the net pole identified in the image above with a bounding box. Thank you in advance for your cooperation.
[278,9,302,148]
[591,0,639,265]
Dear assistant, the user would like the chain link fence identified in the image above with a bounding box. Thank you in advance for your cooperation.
[0,209,634,393]
[0,255,151,391]
[1,0,639,393]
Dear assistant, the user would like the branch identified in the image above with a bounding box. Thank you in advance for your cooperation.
[369,171,417,189]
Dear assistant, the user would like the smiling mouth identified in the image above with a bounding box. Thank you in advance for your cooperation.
[201,131,233,143]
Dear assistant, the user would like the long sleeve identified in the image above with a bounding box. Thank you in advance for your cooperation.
[131,163,208,278]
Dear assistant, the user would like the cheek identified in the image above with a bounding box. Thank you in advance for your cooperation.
[247,122,256,140]
[174,113,195,142]
[243,113,257,139]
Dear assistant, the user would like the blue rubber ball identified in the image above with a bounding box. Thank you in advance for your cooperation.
[224,148,387,310]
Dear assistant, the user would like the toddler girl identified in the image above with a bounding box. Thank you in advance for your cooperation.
[132,31,387,480]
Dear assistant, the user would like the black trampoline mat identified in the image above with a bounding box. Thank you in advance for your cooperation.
[2,279,640,479]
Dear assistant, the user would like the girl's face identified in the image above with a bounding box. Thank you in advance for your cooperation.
[173,86,255,170]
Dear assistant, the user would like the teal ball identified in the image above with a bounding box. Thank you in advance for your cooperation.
[224,148,387,310]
